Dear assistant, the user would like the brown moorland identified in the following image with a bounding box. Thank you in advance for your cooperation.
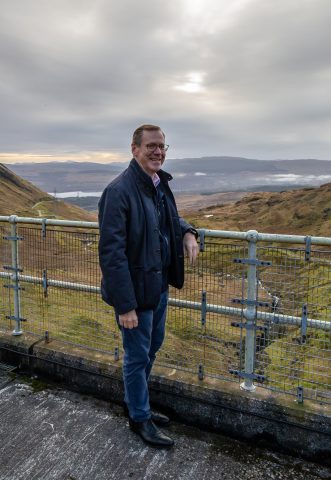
[184,183,331,236]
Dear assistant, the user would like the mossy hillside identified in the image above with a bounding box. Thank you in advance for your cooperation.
[261,327,331,392]
[185,182,331,237]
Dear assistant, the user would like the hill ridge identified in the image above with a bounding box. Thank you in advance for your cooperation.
[0,163,96,220]
[187,182,331,237]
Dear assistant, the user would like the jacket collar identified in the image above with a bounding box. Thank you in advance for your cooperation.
[129,158,172,195]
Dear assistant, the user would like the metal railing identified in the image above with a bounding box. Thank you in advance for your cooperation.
[0,215,330,404]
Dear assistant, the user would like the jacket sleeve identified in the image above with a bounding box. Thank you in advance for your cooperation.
[179,217,198,239]
[98,185,138,314]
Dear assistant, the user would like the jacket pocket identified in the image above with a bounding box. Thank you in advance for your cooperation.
[131,267,162,309]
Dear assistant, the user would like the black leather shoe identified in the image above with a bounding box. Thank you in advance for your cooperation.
[123,404,170,426]
[129,418,174,447]
[150,411,170,426]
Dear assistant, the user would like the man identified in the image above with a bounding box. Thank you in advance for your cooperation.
[98,124,199,447]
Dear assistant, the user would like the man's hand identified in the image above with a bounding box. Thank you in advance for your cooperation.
[183,232,199,265]
[119,310,138,329]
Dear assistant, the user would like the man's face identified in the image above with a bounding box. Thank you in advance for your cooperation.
[132,129,166,177]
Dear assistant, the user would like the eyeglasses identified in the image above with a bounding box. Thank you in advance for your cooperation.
[144,143,169,152]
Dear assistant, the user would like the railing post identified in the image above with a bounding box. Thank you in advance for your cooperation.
[241,230,259,391]
[9,215,23,336]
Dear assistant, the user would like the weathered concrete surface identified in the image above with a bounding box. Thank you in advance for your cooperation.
[1,331,331,466]
[1,375,331,480]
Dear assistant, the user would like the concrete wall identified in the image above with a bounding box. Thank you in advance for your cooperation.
[1,331,330,466]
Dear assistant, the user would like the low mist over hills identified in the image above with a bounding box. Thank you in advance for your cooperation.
[0,164,95,220]
[7,157,331,195]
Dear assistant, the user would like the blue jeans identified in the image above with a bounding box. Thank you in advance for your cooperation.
[117,290,168,422]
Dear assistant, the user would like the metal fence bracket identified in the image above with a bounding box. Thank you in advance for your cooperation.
[4,284,24,291]
[232,298,270,308]
[201,290,207,326]
[231,321,268,332]
[42,218,47,238]
[297,386,304,403]
[42,269,48,297]
[3,235,24,241]
[6,315,27,322]
[233,258,272,266]
[301,304,308,343]
[199,229,205,252]
[304,236,312,261]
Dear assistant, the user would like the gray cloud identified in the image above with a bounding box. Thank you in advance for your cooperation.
[0,0,331,160]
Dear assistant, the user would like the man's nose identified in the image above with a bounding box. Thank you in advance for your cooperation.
[154,146,162,154]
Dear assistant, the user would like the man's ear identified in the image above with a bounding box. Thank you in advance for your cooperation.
[131,143,137,156]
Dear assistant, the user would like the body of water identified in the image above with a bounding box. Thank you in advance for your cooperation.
[49,191,102,198]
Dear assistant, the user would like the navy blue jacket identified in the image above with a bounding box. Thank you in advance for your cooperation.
[98,159,193,314]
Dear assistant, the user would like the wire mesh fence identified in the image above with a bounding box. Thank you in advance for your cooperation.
[255,244,331,402]
[0,217,330,404]
[160,241,248,382]
[17,224,119,354]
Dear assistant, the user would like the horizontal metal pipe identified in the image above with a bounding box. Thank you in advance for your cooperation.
[0,272,99,293]
[1,271,330,331]
[256,310,331,331]
[0,215,97,229]
[201,228,331,246]
[1,216,331,245]
[168,297,243,317]
[169,298,331,331]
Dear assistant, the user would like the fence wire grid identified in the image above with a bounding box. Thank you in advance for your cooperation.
[0,218,330,405]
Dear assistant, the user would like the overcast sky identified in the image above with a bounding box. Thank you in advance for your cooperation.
[1,0,331,163]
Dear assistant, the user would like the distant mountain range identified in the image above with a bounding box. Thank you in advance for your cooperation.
[1,162,331,237]
[6,157,331,195]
